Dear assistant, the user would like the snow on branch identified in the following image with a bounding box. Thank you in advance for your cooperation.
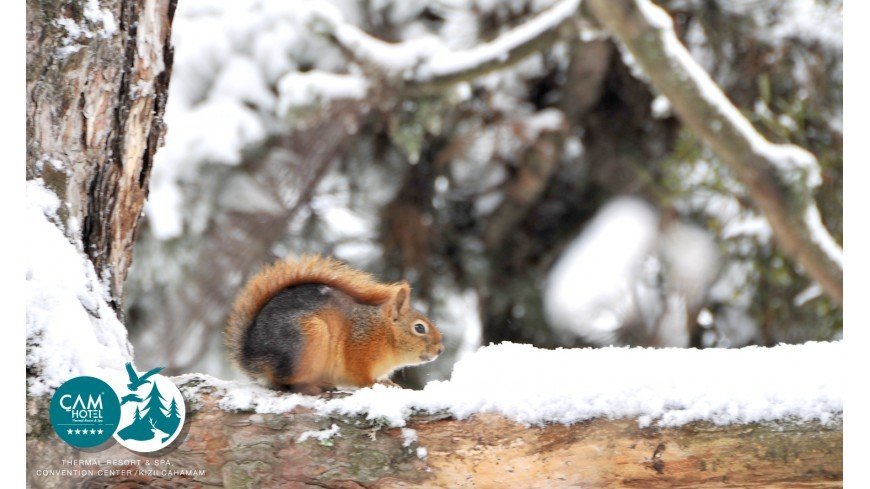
[305,0,581,92]
[179,341,841,428]
[586,0,843,304]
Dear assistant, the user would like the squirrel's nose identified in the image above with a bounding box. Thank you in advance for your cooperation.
[437,345,444,355]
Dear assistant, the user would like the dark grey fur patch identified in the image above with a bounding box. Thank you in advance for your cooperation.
[240,284,332,381]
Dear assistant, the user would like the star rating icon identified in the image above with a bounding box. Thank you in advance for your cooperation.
[74,429,81,435]
[97,429,103,435]
[67,429,73,435]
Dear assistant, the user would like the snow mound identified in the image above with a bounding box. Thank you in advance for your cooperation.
[180,341,841,428]
[26,181,132,396]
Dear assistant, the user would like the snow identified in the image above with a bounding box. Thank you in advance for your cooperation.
[544,198,660,341]
[26,181,132,396]
[794,284,823,307]
[276,71,368,118]
[54,0,117,58]
[307,0,579,82]
[667,0,841,51]
[417,0,580,81]
[439,289,483,360]
[84,0,117,38]
[400,428,418,447]
[804,204,844,268]
[651,94,672,119]
[297,423,341,443]
[723,0,842,50]
[521,108,565,139]
[769,1,841,48]
[541,196,722,346]
[306,4,441,75]
[212,56,276,109]
[146,97,265,238]
[721,214,772,241]
[179,341,841,428]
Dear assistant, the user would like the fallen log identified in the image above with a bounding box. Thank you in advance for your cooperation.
[26,382,842,488]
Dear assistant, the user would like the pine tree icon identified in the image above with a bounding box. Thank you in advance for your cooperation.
[143,382,168,420]
[118,381,178,442]
[167,397,180,422]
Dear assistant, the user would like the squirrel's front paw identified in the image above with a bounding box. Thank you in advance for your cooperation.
[376,379,400,388]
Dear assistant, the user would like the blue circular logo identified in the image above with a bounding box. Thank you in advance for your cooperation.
[49,376,121,448]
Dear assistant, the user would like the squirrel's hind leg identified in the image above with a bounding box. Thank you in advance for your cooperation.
[285,382,336,396]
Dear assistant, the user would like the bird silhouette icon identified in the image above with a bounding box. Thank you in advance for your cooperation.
[120,393,143,405]
[125,363,165,391]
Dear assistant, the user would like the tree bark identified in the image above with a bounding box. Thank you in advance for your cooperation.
[26,0,177,310]
[26,380,842,488]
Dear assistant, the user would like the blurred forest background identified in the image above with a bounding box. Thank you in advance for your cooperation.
[123,0,842,386]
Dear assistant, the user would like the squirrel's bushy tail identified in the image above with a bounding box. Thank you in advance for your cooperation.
[225,254,403,369]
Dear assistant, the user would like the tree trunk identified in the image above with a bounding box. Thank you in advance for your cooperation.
[25,380,843,488]
[26,0,177,310]
[26,0,177,479]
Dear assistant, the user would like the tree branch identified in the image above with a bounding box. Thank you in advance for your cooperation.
[307,0,581,94]
[586,0,843,304]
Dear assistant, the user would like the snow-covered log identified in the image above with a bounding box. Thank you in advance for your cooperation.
[25,393,842,488]
[585,0,843,305]
[26,343,843,488]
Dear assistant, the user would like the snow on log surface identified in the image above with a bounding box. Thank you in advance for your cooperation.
[27,342,842,488]
[181,341,843,429]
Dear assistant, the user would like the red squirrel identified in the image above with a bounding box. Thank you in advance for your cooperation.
[225,255,443,394]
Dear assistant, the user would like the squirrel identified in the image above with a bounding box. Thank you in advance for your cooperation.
[225,254,444,394]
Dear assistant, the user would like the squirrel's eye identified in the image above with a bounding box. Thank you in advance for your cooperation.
[414,323,427,335]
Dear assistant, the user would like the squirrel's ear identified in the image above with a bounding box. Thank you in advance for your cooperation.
[390,282,411,321]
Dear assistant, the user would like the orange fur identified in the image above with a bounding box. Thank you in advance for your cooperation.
[286,307,396,388]
[340,316,395,386]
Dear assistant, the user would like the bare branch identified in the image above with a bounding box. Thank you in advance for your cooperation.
[307,0,581,94]
[586,0,843,304]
